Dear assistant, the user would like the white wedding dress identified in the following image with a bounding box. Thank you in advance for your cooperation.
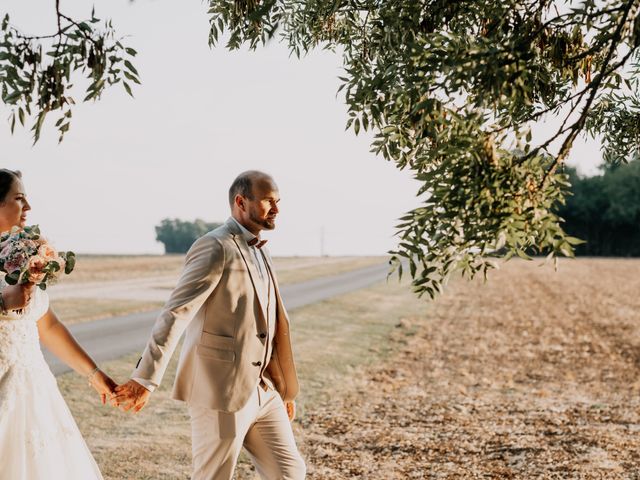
[0,278,104,479]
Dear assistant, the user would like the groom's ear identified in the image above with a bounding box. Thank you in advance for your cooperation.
[234,194,248,212]
[135,357,141,368]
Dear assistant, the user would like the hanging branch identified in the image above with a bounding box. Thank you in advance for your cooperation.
[0,4,140,143]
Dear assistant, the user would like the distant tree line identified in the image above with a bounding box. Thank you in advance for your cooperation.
[155,219,222,254]
[557,160,640,257]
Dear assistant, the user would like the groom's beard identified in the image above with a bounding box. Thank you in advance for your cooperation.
[249,210,276,230]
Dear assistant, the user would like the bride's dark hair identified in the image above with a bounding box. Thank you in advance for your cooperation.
[0,169,22,203]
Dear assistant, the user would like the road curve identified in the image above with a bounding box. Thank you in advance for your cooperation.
[45,262,392,376]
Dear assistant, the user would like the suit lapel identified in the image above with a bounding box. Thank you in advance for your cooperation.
[261,249,278,294]
[261,248,289,328]
[228,221,269,334]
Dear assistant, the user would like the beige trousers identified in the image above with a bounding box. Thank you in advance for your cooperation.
[188,386,306,480]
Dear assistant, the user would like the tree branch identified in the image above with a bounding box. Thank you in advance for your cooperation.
[56,0,61,33]
[540,0,639,188]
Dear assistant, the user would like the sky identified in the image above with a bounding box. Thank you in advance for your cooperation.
[1,0,604,256]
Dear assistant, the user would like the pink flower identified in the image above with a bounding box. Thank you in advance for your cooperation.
[5,253,27,273]
[23,239,37,250]
[0,244,11,259]
[38,244,58,261]
[27,255,46,272]
[29,271,46,284]
[27,255,47,284]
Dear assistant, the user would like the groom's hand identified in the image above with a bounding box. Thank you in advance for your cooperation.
[285,401,296,421]
[112,379,151,413]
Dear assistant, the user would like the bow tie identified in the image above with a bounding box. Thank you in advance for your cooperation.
[248,237,268,249]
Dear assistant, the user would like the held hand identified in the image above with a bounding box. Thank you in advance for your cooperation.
[89,370,118,405]
[112,380,151,413]
[285,401,296,421]
[2,283,35,310]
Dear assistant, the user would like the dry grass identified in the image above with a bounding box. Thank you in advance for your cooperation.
[63,255,186,283]
[50,298,164,325]
[275,256,382,285]
[64,255,383,284]
[52,256,384,325]
[57,258,640,479]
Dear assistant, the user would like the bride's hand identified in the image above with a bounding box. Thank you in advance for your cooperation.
[89,370,118,405]
[1,283,35,310]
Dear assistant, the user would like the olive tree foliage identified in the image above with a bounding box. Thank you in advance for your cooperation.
[0,1,139,143]
[206,0,640,297]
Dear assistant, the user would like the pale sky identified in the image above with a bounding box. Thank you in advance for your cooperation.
[1,0,603,256]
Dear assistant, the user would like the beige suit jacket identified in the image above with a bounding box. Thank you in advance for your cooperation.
[132,218,299,412]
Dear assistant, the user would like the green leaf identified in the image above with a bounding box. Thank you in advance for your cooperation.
[123,71,141,84]
[64,252,76,274]
[78,22,92,33]
[4,91,21,104]
[564,236,585,246]
[5,270,19,285]
[124,60,139,76]
[123,81,133,98]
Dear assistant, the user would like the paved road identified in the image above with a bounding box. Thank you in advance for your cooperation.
[45,262,391,375]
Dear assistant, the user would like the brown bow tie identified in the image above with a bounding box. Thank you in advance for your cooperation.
[248,237,268,249]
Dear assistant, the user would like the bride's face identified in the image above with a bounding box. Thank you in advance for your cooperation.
[0,177,31,232]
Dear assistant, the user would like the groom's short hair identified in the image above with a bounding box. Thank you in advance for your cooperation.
[228,170,271,206]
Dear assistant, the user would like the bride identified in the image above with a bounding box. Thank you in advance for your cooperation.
[0,168,115,479]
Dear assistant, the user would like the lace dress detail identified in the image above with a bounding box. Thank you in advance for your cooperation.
[0,277,104,479]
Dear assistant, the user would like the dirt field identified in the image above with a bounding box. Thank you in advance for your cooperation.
[60,258,640,479]
[302,258,640,479]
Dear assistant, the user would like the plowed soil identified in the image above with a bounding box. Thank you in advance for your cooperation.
[298,259,640,479]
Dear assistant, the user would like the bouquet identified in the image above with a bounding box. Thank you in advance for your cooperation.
[0,225,76,290]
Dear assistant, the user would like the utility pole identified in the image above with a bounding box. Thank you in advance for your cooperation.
[320,226,325,257]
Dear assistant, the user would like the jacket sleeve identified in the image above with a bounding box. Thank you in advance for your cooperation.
[131,234,225,386]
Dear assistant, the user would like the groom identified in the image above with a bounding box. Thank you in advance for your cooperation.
[114,171,306,480]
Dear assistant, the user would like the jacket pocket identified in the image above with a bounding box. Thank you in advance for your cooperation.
[196,345,236,362]
[197,332,235,362]
[200,331,234,349]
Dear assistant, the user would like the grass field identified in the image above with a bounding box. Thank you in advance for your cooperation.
[51,298,165,324]
[63,255,383,284]
[58,258,640,479]
[62,255,186,283]
[51,255,384,325]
